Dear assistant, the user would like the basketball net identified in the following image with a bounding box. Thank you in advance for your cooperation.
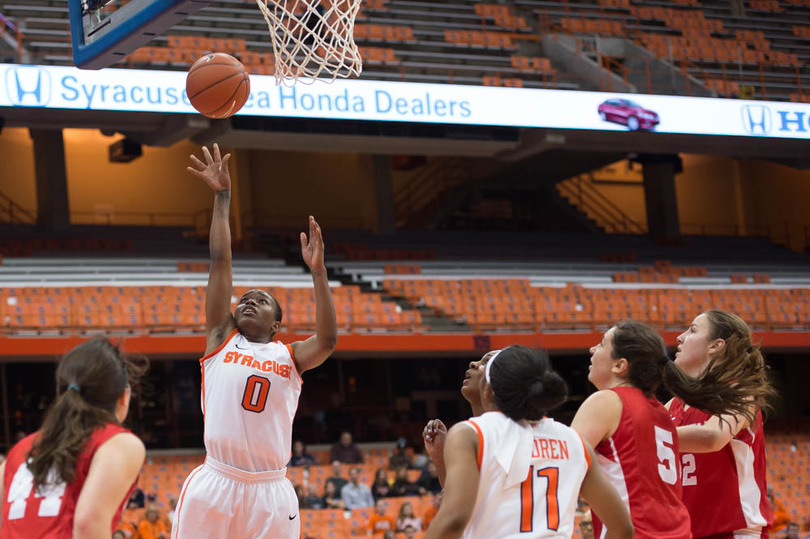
[255,0,363,85]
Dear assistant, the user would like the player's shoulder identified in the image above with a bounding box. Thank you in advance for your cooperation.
[580,388,624,414]
[95,431,146,462]
[6,432,38,461]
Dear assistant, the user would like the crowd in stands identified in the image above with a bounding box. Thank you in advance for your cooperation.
[0,422,806,538]
[102,426,810,539]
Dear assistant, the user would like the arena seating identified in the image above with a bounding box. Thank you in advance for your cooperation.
[768,420,810,529]
[0,257,423,334]
[126,427,810,537]
[3,0,809,99]
[3,251,810,334]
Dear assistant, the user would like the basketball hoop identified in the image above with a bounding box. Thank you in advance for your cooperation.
[255,0,363,85]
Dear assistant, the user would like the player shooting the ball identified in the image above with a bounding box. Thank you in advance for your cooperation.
[172,143,337,539]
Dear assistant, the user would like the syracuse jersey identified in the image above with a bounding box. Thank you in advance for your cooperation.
[201,329,302,471]
[1,424,135,539]
[670,399,773,539]
[462,412,590,539]
[592,387,692,539]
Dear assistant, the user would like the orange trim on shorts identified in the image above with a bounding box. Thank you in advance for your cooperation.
[173,464,204,538]
[200,365,205,418]
[199,328,239,363]
[467,419,484,470]
[576,432,591,470]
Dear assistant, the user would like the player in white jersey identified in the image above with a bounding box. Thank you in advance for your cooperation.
[424,346,633,539]
[173,144,338,539]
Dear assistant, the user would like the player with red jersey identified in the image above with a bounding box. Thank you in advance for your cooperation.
[173,144,337,539]
[0,338,146,539]
[670,311,774,539]
[572,320,763,539]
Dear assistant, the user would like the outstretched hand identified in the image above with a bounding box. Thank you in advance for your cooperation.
[422,418,448,461]
[187,143,231,192]
[300,216,325,273]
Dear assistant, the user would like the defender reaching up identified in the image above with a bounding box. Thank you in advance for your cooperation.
[173,143,337,539]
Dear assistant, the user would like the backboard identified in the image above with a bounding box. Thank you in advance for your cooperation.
[68,0,210,69]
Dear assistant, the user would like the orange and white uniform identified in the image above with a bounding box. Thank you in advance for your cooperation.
[462,412,591,539]
[173,330,302,539]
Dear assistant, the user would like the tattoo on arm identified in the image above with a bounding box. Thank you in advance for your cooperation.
[214,190,230,218]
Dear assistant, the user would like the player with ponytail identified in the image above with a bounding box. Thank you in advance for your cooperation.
[0,337,147,539]
[670,310,775,539]
[425,345,632,539]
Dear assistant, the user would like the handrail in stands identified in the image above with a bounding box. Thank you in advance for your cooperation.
[0,11,26,62]
[557,173,647,234]
[393,157,471,226]
[0,189,36,225]
[68,208,211,231]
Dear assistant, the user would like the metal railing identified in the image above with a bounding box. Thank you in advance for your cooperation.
[70,209,210,230]
[557,174,647,234]
[392,157,471,225]
[0,191,35,225]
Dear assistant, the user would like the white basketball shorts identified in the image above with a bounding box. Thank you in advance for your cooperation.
[172,457,299,539]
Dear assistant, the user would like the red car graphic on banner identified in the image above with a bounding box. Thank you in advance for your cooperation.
[598,98,660,131]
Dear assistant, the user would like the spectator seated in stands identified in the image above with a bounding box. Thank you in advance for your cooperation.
[303,483,325,509]
[422,491,442,529]
[289,439,317,467]
[395,501,423,533]
[295,484,307,509]
[780,522,803,539]
[390,465,420,497]
[330,430,364,464]
[367,499,396,535]
[580,510,595,539]
[127,486,145,509]
[137,505,168,539]
[412,448,430,470]
[416,461,441,495]
[371,467,393,499]
[323,480,345,510]
[166,496,177,530]
[383,531,396,539]
[341,466,375,510]
[113,531,126,539]
[388,438,414,470]
[326,460,349,494]
[115,518,138,538]
[769,487,790,534]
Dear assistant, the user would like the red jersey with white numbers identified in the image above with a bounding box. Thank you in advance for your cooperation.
[670,399,773,538]
[592,387,692,539]
[0,424,135,539]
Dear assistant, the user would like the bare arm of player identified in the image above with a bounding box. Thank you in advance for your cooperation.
[73,432,146,539]
[290,216,337,372]
[423,423,479,539]
[188,143,237,355]
[579,443,634,539]
[677,411,750,453]
[570,390,622,447]
[422,419,448,486]
[0,460,6,504]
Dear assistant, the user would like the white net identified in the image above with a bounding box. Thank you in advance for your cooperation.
[255,0,363,85]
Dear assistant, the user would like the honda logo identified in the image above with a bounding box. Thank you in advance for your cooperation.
[4,67,52,107]
[740,105,771,135]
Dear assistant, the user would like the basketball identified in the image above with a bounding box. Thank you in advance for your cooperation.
[186,53,250,119]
